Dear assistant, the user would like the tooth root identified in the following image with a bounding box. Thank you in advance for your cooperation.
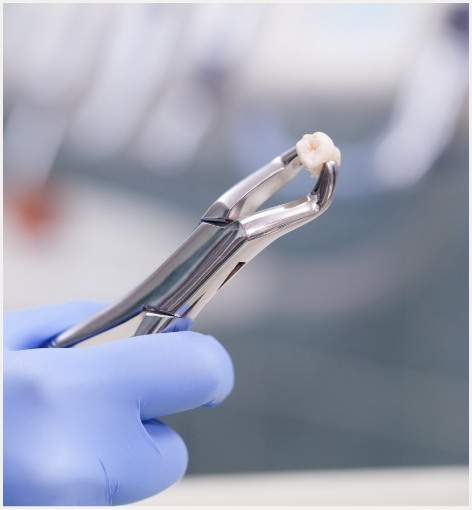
[331,146,341,167]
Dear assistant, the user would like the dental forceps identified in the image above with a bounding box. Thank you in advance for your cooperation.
[47,146,338,348]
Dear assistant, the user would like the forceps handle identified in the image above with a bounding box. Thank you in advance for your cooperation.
[46,221,247,348]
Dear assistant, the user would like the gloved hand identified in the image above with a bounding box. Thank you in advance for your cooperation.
[4,301,234,505]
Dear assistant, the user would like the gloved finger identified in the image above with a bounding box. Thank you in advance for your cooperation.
[161,317,193,333]
[96,419,188,505]
[4,415,187,505]
[3,301,106,351]
[77,331,234,419]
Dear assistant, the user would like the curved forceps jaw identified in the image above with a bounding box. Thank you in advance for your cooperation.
[202,147,302,224]
[240,160,337,241]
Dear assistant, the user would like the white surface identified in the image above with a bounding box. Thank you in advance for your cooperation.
[136,466,468,506]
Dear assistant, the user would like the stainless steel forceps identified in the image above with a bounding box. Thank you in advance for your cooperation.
[48,146,338,348]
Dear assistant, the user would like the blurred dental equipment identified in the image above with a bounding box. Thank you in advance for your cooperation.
[339,4,468,198]
[371,6,469,191]
[3,4,264,232]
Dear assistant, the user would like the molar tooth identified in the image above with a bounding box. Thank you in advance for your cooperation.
[296,132,341,177]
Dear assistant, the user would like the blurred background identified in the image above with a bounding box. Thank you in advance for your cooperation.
[3,1,468,483]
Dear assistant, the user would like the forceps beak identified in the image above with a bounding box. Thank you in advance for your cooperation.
[241,160,337,240]
[203,147,304,223]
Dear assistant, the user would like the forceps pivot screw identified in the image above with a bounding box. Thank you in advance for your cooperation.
[48,138,339,348]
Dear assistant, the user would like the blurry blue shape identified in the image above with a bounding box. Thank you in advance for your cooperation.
[339,4,468,199]
[371,4,468,191]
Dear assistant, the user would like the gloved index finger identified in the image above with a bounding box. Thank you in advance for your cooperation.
[73,331,234,419]
[3,301,107,351]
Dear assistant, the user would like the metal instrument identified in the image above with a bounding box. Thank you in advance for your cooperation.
[47,146,338,348]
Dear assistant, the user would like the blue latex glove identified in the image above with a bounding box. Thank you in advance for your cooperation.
[4,301,234,505]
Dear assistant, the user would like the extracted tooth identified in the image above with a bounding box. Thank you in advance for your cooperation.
[296,132,341,177]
